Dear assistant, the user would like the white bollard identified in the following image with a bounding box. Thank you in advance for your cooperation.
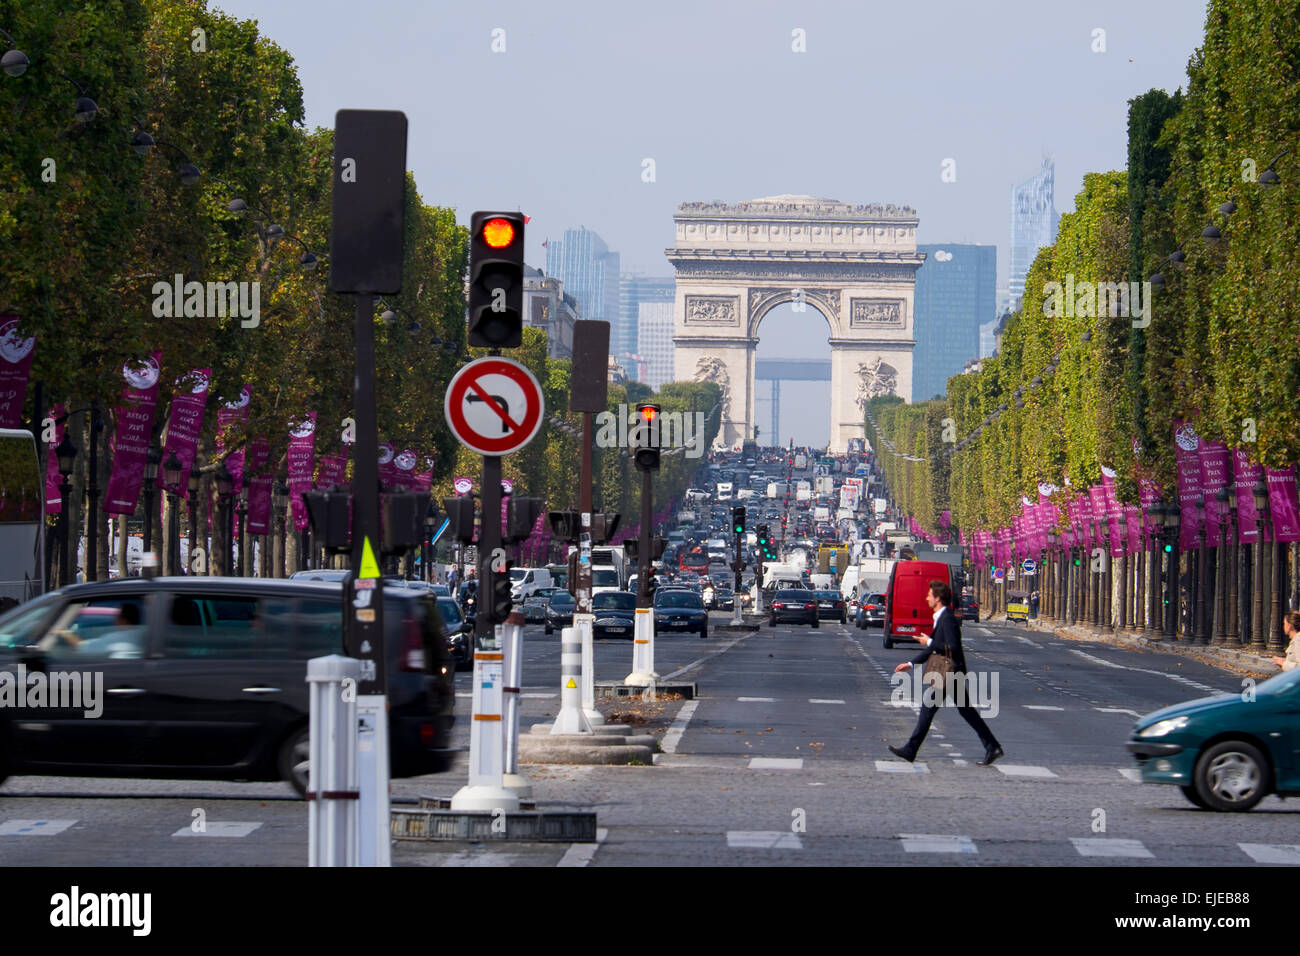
[574,611,605,726]
[500,611,533,798]
[551,626,593,734]
[451,623,522,811]
[624,607,659,687]
[307,655,360,867]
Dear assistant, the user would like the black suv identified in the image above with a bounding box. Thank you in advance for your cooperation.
[0,578,456,797]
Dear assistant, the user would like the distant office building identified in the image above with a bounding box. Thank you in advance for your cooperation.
[978,318,998,358]
[619,274,675,377]
[522,265,577,359]
[1009,159,1059,310]
[545,227,620,342]
[637,301,675,390]
[912,244,996,400]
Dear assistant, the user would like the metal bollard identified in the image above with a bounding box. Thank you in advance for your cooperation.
[551,626,593,733]
[625,607,659,687]
[501,611,533,797]
[575,611,605,725]
[308,655,360,867]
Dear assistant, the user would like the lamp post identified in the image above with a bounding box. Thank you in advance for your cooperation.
[1265,482,1285,655]
[142,445,162,579]
[1250,479,1268,651]
[273,481,289,579]
[56,437,77,588]
[237,474,250,576]
[1047,531,1059,621]
[1224,484,1239,646]
[187,458,202,577]
[1192,500,1209,645]
[1117,514,1129,632]
[1212,487,1229,646]
[162,451,182,577]
[1148,503,1163,636]
[216,461,234,577]
[1164,502,1180,641]
[423,502,437,584]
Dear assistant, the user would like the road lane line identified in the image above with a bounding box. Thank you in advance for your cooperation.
[899,834,975,853]
[738,696,777,702]
[1069,649,1221,693]
[557,828,607,867]
[1024,705,1065,711]
[173,822,262,838]
[661,631,757,681]
[1118,768,1141,782]
[0,819,77,836]
[748,757,803,770]
[659,699,699,755]
[995,764,1058,778]
[809,698,845,704]
[1071,837,1153,858]
[875,760,929,774]
[1239,843,1300,864]
[1095,707,1141,717]
[727,831,803,849]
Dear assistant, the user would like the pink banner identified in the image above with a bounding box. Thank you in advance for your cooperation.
[392,448,419,491]
[1197,439,1231,542]
[103,353,164,515]
[1088,485,1108,551]
[1138,479,1161,536]
[317,450,349,490]
[45,402,66,515]
[1173,421,1203,549]
[288,413,318,532]
[0,317,35,429]
[1233,449,1263,544]
[378,441,399,489]
[1266,466,1300,543]
[1124,504,1142,555]
[216,385,252,488]
[413,452,435,495]
[246,437,273,536]
[1100,468,1123,557]
[161,368,211,499]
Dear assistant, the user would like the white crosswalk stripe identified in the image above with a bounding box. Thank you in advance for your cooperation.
[748,757,803,770]
[173,822,262,838]
[738,696,776,702]
[875,760,930,774]
[1239,843,1300,864]
[899,833,976,853]
[728,831,804,849]
[995,764,1059,778]
[1024,705,1065,711]
[809,698,845,704]
[1118,768,1142,782]
[0,819,77,836]
[1071,837,1153,858]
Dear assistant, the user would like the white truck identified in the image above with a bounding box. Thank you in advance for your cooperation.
[716,482,734,501]
[795,480,812,502]
[590,546,627,596]
[794,453,808,470]
[841,557,895,603]
[813,505,831,523]
[814,475,835,494]
[766,481,788,499]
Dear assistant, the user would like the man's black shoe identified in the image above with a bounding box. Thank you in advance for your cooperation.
[979,745,1004,767]
[888,745,915,763]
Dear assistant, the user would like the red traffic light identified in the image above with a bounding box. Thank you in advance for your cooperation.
[639,404,658,422]
[481,217,516,248]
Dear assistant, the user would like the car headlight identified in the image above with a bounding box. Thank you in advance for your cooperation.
[1137,715,1190,738]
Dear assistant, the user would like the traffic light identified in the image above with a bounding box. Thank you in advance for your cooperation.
[467,211,525,348]
[489,566,513,623]
[443,495,477,544]
[732,506,746,535]
[1163,542,1173,553]
[548,509,580,541]
[757,523,768,551]
[633,403,661,471]
[506,496,543,543]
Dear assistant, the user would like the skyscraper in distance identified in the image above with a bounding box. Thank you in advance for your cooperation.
[545,226,621,339]
[912,244,996,400]
[1009,158,1059,311]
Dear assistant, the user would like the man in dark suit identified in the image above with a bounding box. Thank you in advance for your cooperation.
[888,580,1004,766]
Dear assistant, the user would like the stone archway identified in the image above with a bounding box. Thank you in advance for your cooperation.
[667,195,925,453]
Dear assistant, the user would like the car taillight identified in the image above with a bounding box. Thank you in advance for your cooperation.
[867,604,877,609]
[835,601,843,608]
[805,603,815,609]
[420,722,435,746]
[401,617,425,672]
[773,602,784,609]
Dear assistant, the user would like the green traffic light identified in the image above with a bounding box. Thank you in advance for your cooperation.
[1164,544,1173,553]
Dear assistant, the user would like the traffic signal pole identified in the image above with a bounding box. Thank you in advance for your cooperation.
[576,411,603,725]
[626,405,660,687]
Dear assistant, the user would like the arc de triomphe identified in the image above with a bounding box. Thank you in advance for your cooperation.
[667,195,925,454]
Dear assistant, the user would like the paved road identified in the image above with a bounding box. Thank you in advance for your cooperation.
[2,615,1295,868]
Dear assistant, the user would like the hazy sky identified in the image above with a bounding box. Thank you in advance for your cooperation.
[213,0,1210,446]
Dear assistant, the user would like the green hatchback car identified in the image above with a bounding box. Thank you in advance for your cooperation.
[1126,666,1300,811]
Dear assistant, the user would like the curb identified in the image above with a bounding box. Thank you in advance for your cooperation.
[1021,618,1279,677]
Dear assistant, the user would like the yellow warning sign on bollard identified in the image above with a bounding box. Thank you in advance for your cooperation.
[565,677,577,689]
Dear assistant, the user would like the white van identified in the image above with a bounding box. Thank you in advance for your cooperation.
[510,567,554,601]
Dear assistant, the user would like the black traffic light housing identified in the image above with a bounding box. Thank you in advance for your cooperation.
[548,509,580,541]
[381,492,423,554]
[591,512,620,544]
[443,496,477,544]
[732,506,746,535]
[303,489,352,552]
[632,403,661,471]
[506,496,543,543]
[489,566,513,623]
[468,210,525,348]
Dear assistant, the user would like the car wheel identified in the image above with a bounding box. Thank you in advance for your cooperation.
[1180,784,1212,810]
[278,727,310,799]
[1193,740,1269,812]
[544,624,552,635]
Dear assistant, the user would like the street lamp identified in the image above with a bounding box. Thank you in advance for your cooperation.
[216,461,234,576]
[1147,502,1164,636]
[1224,483,1239,646]
[187,457,202,576]
[163,451,182,576]
[1251,478,1272,652]
[1164,502,1180,641]
[0,27,28,76]
[273,480,289,579]
[142,445,162,578]
[237,474,250,576]
[1117,513,1129,632]
[55,436,77,587]
[1212,486,1229,646]
[1192,500,1208,645]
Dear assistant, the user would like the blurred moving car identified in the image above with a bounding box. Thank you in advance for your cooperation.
[960,590,980,622]
[653,589,708,638]
[769,589,819,628]
[0,578,455,797]
[1127,667,1300,811]
[435,596,472,669]
[523,587,562,624]
[712,588,735,612]
[855,592,887,629]
[812,590,846,623]
[592,591,636,639]
[543,590,575,634]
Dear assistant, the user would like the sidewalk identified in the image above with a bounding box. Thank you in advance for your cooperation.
[981,611,1278,678]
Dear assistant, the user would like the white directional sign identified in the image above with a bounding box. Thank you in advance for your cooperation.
[444,357,544,457]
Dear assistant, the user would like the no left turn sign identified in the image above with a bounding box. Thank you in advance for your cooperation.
[444,356,545,457]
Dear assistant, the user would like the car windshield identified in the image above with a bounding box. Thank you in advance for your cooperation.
[592,569,620,587]
[656,592,703,609]
[593,592,636,611]
[548,592,574,606]
[510,569,527,582]
[1252,667,1300,697]
[436,599,463,628]
[775,591,810,601]
[814,591,840,599]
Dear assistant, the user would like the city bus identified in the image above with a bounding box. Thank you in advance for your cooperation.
[679,548,709,576]
[0,428,44,607]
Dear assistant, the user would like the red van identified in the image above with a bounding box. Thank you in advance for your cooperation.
[883,560,952,649]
